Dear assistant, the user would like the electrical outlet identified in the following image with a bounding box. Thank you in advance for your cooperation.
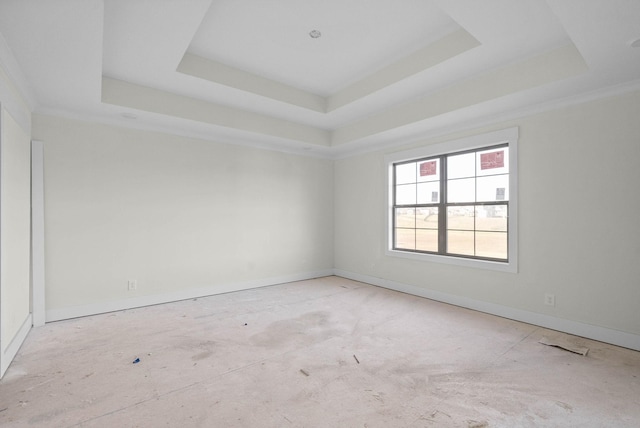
[544,293,555,306]
[127,280,137,291]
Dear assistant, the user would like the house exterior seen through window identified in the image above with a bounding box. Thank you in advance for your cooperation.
[386,128,518,272]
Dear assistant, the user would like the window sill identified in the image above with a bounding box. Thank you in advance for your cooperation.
[385,248,517,273]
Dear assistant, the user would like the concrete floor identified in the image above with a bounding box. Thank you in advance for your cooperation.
[1,276,639,427]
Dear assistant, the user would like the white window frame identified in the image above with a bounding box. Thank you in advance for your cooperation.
[384,127,518,273]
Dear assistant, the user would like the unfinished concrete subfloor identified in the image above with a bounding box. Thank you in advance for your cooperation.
[1,276,639,427]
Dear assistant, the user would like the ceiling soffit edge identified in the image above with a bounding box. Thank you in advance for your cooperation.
[101,43,589,150]
[177,53,326,113]
[101,77,331,147]
[39,78,640,162]
[332,43,589,145]
[326,28,480,112]
[177,28,479,114]
[332,79,640,160]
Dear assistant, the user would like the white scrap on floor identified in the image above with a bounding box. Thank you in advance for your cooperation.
[539,336,589,356]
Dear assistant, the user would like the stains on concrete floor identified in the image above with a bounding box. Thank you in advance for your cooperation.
[1,276,639,427]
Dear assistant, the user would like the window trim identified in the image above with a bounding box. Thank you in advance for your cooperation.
[384,128,518,273]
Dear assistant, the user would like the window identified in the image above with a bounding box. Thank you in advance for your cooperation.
[385,128,518,272]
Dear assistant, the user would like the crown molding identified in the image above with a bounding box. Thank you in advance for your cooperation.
[35,77,640,162]
[331,79,640,159]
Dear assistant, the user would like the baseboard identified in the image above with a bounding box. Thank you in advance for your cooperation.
[334,269,640,352]
[45,269,334,323]
[41,268,640,351]
[1,313,32,378]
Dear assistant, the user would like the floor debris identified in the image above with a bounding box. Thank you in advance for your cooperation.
[539,336,589,356]
[353,354,360,364]
[430,410,451,419]
[133,358,140,364]
[556,401,574,412]
[299,369,310,377]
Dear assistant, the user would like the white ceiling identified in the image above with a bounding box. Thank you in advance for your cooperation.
[0,0,639,157]
[189,0,458,96]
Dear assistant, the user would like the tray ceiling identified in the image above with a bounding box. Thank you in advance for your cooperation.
[0,0,639,157]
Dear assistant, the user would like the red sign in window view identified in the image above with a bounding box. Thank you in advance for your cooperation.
[480,150,504,170]
[419,160,437,176]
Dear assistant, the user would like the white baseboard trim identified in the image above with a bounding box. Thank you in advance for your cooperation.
[45,269,334,323]
[334,269,640,352]
[40,268,640,352]
[1,313,32,378]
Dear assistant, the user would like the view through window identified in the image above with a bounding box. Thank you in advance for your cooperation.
[392,144,510,262]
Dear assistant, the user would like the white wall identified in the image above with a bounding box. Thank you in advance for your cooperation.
[334,90,640,347]
[33,114,334,321]
[0,36,33,375]
[0,107,32,376]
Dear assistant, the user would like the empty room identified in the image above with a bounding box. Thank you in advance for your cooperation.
[1,0,639,426]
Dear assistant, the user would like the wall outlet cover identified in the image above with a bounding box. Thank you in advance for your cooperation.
[544,293,555,306]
